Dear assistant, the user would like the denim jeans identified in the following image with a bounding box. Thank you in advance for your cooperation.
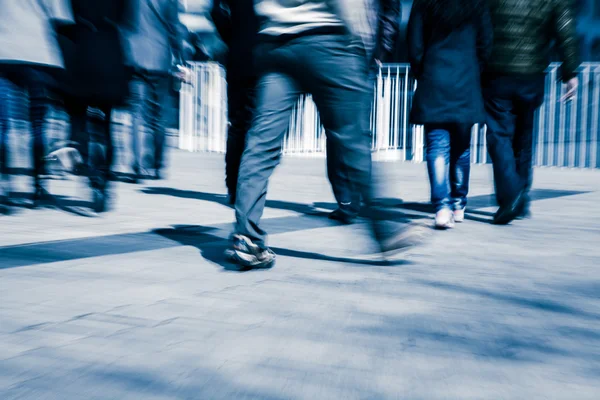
[0,66,54,185]
[63,96,114,190]
[325,66,378,216]
[483,74,545,207]
[425,124,472,212]
[128,71,170,173]
[234,34,403,246]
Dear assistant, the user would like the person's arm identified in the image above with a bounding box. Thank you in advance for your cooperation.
[553,0,579,82]
[179,0,227,63]
[476,2,493,73]
[374,0,401,63]
[406,2,425,78]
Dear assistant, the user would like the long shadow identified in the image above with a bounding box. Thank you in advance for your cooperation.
[154,225,411,270]
[8,191,95,218]
[141,187,428,222]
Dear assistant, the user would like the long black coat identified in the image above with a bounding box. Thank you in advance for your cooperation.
[407,0,493,125]
[58,0,132,106]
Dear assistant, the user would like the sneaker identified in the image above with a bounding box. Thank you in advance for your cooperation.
[435,208,455,229]
[453,208,465,223]
[225,234,276,270]
[328,208,357,225]
[379,222,430,258]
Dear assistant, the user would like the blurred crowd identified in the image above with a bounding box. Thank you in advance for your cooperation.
[0,0,580,269]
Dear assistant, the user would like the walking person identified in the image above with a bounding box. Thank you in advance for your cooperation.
[327,0,401,225]
[407,0,493,229]
[56,0,132,212]
[484,0,579,225]
[211,0,260,206]
[0,0,73,209]
[226,0,427,270]
[125,0,184,182]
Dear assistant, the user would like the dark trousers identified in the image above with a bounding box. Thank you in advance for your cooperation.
[225,73,257,202]
[235,34,397,245]
[64,96,114,189]
[425,124,472,212]
[483,74,544,207]
[128,71,170,173]
[0,66,55,186]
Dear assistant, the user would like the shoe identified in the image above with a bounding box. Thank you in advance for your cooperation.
[92,187,109,213]
[453,208,465,223]
[516,201,532,220]
[379,222,430,258]
[328,207,357,225]
[493,189,526,225]
[225,234,276,270]
[32,185,50,208]
[435,208,455,230]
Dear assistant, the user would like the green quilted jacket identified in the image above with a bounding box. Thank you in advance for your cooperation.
[487,0,579,81]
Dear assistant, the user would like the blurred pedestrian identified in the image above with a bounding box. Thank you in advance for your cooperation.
[326,0,402,225]
[407,0,492,229]
[0,0,73,209]
[56,0,132,212]
[124,0,184,182]
[226,0,428,270]
[211,0,259,206]
[484,0,579,224]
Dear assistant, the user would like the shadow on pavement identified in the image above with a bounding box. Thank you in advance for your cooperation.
[154,225,412,270]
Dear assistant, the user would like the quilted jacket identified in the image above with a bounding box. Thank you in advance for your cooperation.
[487,0,579,80]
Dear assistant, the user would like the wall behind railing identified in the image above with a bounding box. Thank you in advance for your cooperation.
[179,62,600,169]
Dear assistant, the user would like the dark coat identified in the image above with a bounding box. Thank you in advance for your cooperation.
[211,0,259,77]
[58,0,132,106]
[407,0,493,125]
[124,0,182,73]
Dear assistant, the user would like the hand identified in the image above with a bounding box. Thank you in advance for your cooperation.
[174,65,193,84]
[561,77,578,102]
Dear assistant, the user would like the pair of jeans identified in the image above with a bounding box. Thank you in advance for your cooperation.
[225,73,257,202]
[0,66,55,186]
[483,74,545,208]
[425,124,472,212]
[128,71,170,174]
[326,65,379,215]
[235,34,398,246]
[64,96,114,190]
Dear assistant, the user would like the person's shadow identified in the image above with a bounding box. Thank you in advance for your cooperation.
[153,223,413,272]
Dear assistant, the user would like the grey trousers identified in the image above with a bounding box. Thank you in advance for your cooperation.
[234,34,386,246]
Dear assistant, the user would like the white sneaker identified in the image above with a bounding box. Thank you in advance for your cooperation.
[454,208,465,223]
[435,208,455,229]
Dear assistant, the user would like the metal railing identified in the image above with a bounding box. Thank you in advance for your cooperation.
[179,62,600,168]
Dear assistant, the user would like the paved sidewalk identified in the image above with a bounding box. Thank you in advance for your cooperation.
[1,150,599,399]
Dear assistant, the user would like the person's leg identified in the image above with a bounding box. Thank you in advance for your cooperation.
[513,76,544,218]
[0,76,10,177]
[301,35,424,252]
[234,71,302,248]
[127,73,150,176]
[425,125,452,211]
[87,104,113,212]
[0,75,10,207]
[326,137,361,223]
[449,123,472,221]
[225,74,257,204]
[483,75,525,223]
[63,95,89,168]
[148,73,170,178]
